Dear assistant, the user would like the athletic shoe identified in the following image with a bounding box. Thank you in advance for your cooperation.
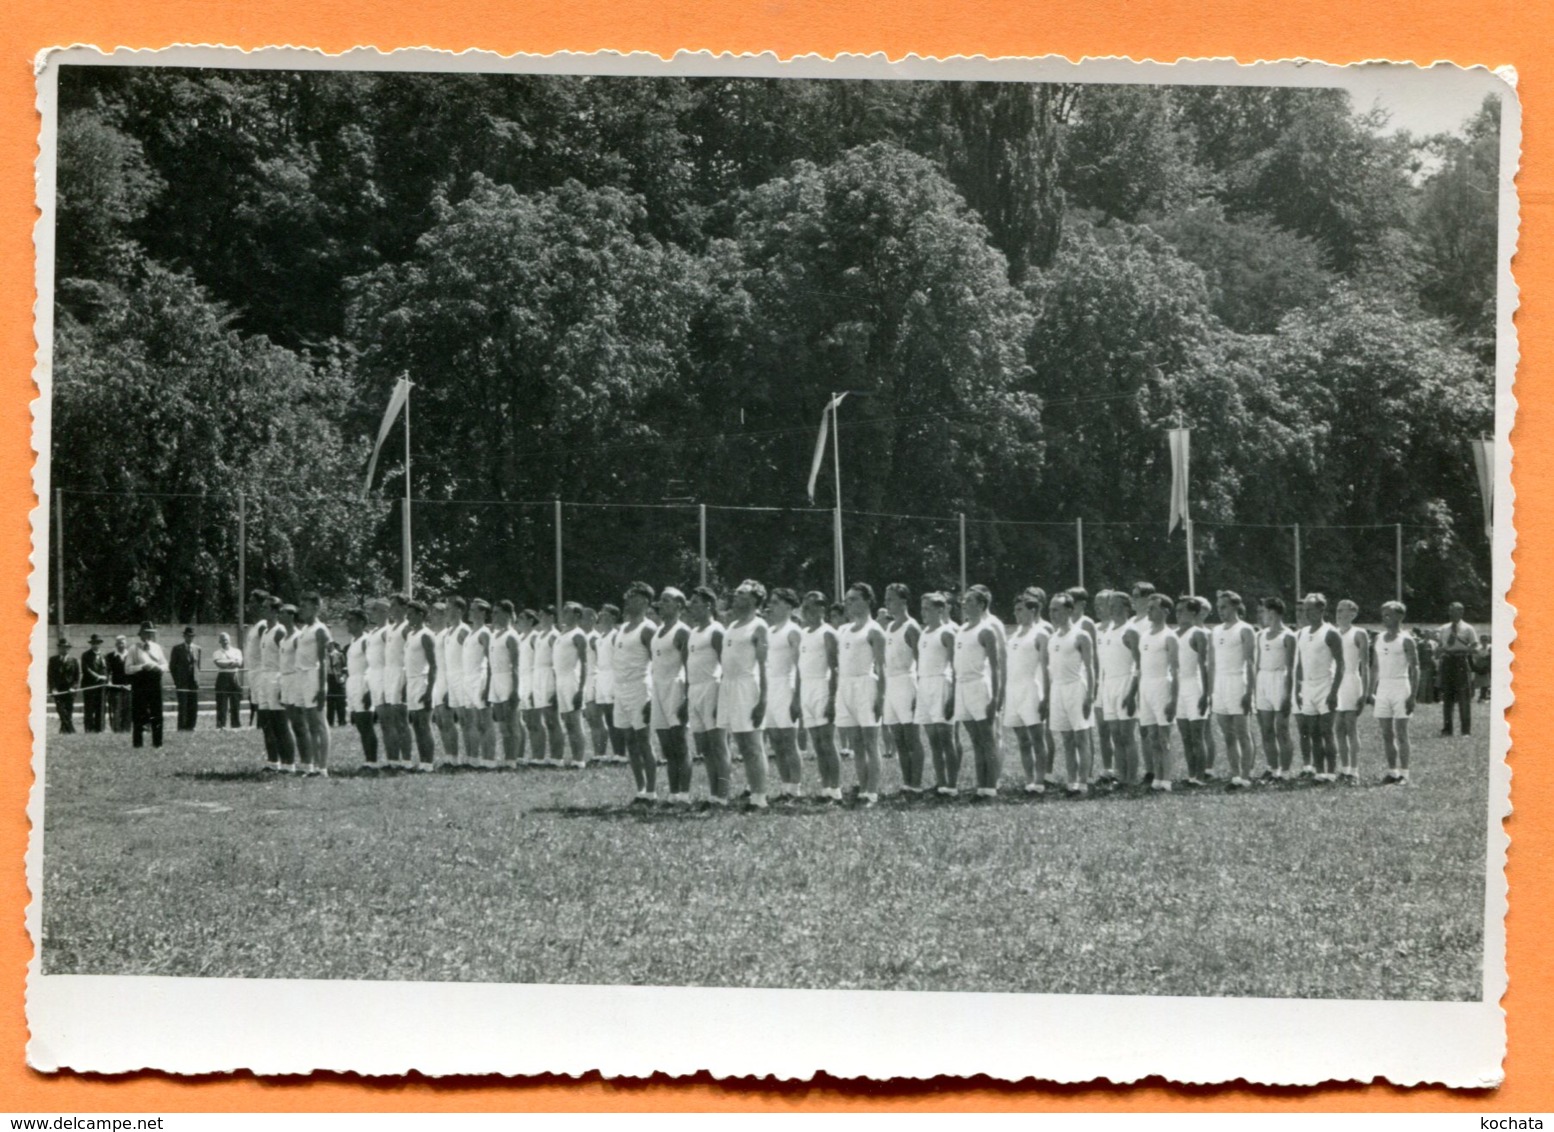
[1142,772,1155,787]
[1024,782,1044,795]
[745,795,769,811]
[1184,777,1203,787]
[1299,765,1316,778]
[936,786,957,798]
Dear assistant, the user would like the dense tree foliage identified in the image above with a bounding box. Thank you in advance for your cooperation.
[50,67,1501,622]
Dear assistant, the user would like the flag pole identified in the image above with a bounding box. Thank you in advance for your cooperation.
[832,392,845,600]
[1185,516,1195,599]
[402,378,413,597]
[54,487,64,639]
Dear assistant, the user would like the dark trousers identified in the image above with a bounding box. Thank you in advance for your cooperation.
[175,684,200,730]
[83,687,104,732]
[109,688,131,732]
[215,674,242,728]
[54,692,75,733]
[327,683,348,727]
[131,674,164,748]
[353,711,379,762]
[1440,657,1473,735]
[410,708,436,764]
[260,709,296,765]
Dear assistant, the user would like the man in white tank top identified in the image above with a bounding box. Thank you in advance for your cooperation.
[403,599,438,770]
[651,588,693,803]
[382,594,415,768]
[1371,600,1419,783]
[461,599,496,766]
[592,604,627,764]
[685,586,731,804]
[1333,599,1370,782]
[614,582,659,801]
[430,602,461,763]
[363,599,391,762]
[443,597,470,762]
[1173,595,1211,785]
[513,609,537,763]
[796,591,843,801]
[580,607,609,764]
[1136,594,1179,791]
[527,606,561,766]
[762,588,805,798]
[720,580,771,810]
[1005,590,1051,794]
[343,607,380,770]
[1294,593,1346,782]
[1209,590,1258,788]
[954,586,1005,799]
[553,601,591,769]
[1253,596,1297,780]
[243,589,281,769]
[914,592,959,795]
[1096,591,1142,786]
[1044,592,1095,794]
[275,604,308,772]
[882,583,927,795]
[836,583,887,806]
[489,600,522,766]
[294,591,332,776]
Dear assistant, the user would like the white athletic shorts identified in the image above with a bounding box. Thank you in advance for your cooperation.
[1254,670,1289,713]
[530,668,556,710]
[651,678,685,732]
[279,671,302,709]
[366,669,384,709]
[882,673,916,726]
[1336,672,1365,712]
[1299,676,1333,715]
[444,672,464,710]
[914,674,952,726]
[687,681,720,733]
[1049,681,1094,733]
[1373,677,1413,719]
[717,674,761,734]
[462,669,489,711]
[488,671,515,705]
[763,676,797,729]
[1212,674,1249,716]
[345,673,368,714]
[1099,675,1135,721]
[613,680,649,730]
[381,666,405,707]
[583,669,597,705]
[1002,677,1043,728]
[254,670,283,712]
[594,670,615,706]
[1176,678,1205,722]
[556,672,582,712]
[800,678,832,730]
[835,673,878,729]
[406,673,430,710]
[1137,676,1174,727]
[516,675,533,711]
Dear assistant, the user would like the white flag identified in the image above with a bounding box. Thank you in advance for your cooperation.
[1168,427,1191,533]
[1472,436,1494,540]
[362,376,413,500]
[806,393,848,503]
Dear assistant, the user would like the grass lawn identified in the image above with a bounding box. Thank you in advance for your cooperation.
[39,705,1491,999]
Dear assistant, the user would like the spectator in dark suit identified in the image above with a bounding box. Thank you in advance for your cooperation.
[80,633,108,733]
[47,638,80,734]
[1437,603,1478,737]
[106,635,131,732]
[171,626,202,731]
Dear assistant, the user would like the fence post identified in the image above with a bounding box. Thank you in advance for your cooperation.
[1395,523,1404,604]
[958,513,967,595]
[1294,523,1302,601]
[1076,517,1085,590]
[699,503,708,588]
[236,490,246,651]
[54,487,64,639]
[554,498,563,614]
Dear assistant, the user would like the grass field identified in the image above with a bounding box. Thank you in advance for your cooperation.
[39,706,1491,1000]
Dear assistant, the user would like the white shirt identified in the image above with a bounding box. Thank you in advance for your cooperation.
[798,624,836,681]
[838,620,879,679]
[686,622,724,686]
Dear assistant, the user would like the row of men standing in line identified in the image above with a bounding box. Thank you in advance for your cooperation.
[48,626,245,740]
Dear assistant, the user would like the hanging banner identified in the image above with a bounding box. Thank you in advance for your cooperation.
[1471,436,1494,540]
[1168,427,1191,533]
[805,392,849,503]
[362,376,413,500]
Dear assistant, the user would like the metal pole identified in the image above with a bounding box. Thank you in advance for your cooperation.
[1185,517,1196,598]
[54,488,64,638]
[402,381,413,597]
[958,512,967,594]
[554,498,564,614]
[1076,517,1085,590]
[1294,523,1302,601]
[237,489,246,649]
[1395,523,1404,604]
[832,393,845,600]
[699,503,708,588]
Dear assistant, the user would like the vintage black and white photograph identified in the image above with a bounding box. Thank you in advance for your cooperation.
[27,48,1514,1083]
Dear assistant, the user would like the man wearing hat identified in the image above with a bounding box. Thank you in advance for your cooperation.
[80,633,108,733]
[106,634,131,732]
[47,637,80,734]
[171,625,203,731]
[126,621,168,749]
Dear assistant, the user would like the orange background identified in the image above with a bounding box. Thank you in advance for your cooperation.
[0,0,1543,1114]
